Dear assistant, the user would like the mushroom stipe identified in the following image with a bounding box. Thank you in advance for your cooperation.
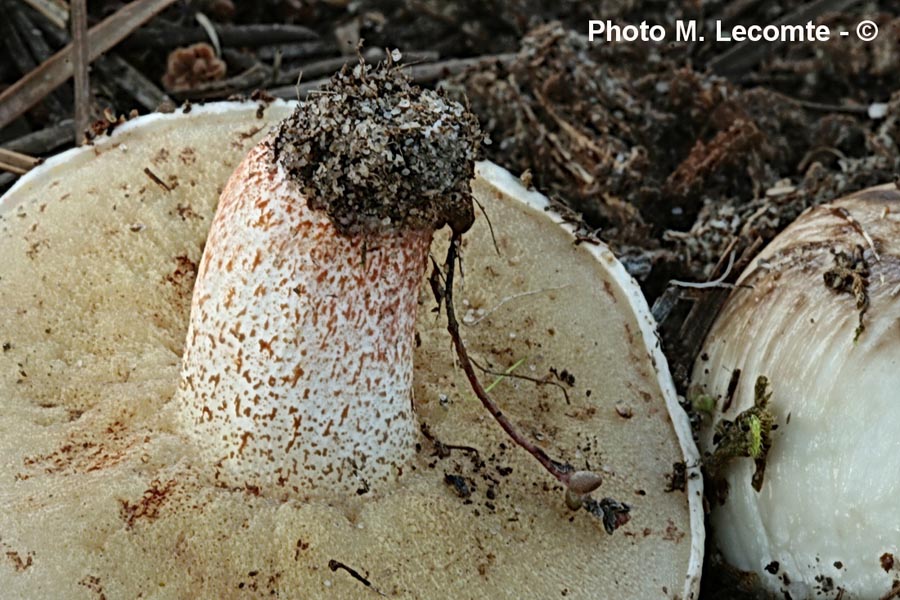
[0,98,702,598]
[176,60,609,502]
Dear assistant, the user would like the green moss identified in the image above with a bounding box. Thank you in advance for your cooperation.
[689,392,716,415]
[707,375,775,494]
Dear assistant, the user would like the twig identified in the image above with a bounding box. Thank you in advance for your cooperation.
[709,0,862,78]
[93,53,172,111]
[271,48,282,83]
[143,167,170,192]
[419,423,481,460]
[791,98,869,115]
[759,88,869,116]
[125,23,318,48]
[327,560,386,597]
[271,75,347,100]
[438,232,627,525]
[650,285,682,326]
[11,3,73,120]
[669,252,737,289]
[655,239,739,325]
[20,0,68,30]
[0,0,177,130]
[194,12,221,56]
[270,54,515,100]
[2,4,38,72]
[533,87,607,160]
[12,4,58,64]
[662,238,763,389]
[440,231,576,489]
[175,64,270,100]
[0,148,41,172]
[0,146,41,175]
[70,0,89,145]
[275,48,384,84]
[2,118,72,154]
[255,41,332,62]
[274,49,440,86]
[470,357,571,405]
[404,54,515,84]
[717,0,762,23]
[221,48,258,72]
[464,285,571,326]
[1,1,66,119]
[24,1,68,44]
[0,161,28,175]
[831,206,881,262]
[407,0,457,26]
[471,196,500,256]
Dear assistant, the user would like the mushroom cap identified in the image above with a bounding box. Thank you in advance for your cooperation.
[0,102,702,599]
[692,187,900,599]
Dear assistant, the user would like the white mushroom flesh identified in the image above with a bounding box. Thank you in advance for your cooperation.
[693,187,900,599]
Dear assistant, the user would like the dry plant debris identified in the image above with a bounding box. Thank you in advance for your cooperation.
[451,20,900,295]
[823,245,870,341]
[162,43,227,93]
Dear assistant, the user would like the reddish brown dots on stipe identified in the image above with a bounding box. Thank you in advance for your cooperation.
[176,138,431,497]
[238,431,253,455]
[283,364,305,387]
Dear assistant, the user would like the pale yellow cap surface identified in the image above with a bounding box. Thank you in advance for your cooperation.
[0,102,701,599]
